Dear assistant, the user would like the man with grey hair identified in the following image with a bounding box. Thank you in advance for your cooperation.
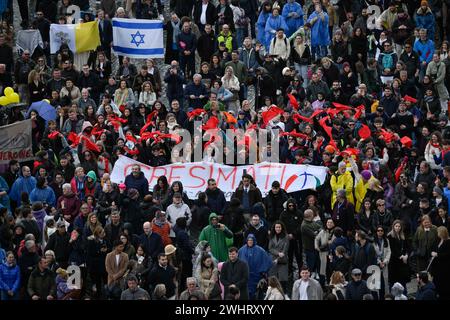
[77,88,97,113]
[179,277,206,300]
[184,73,208,110]
[56,183,81,224]
[301,209,322,278]
[18,238,40,296]
[332,189,355,237]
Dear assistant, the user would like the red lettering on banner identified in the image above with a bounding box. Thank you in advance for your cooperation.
[246,166,256,180]
[279,165,287,186]
[187,166,207,188]
[168,165,184,184]
[0,149,32,161]
[208,164,214,180]
[216,166,237,188]
[149,167,168,185]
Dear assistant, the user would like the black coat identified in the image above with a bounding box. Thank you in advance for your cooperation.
[197,31,217,62]
[44,231,71,266]
[264,189,289,223]
[98,19,113,47]
[430,239,450,298]
[220,258,249,300]
[138,232,164,262]
[331,200,355,234]
[232,184,263,212]
[205,187,227,216]
[387,234,410,285]
[193,2,216,26]
[345,280,370,300]
[86,237,108,274]
[148,263,177,297]
[244,224,269,250]
[164,20,181,64]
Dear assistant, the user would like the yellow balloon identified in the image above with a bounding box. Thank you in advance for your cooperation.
[9,92,19,103]
[4,87,14,97]
[0,96,9,106]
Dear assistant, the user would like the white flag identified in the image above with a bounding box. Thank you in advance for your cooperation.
[112,18,164,58]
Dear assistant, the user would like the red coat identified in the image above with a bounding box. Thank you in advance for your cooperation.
[56,192,81,223]
[151,222,172,247]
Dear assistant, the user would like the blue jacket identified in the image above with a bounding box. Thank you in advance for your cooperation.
[29,186,56,207]
[0,176,10,212]
[415,8,435,42]
[238,234,273,298]
[265,15,288,50]
[0,262,21,293]
[308,11,330,47]
[124,171,149,197]
[414,39,434,64]
[239,47,260,72]
[9,176,37,206]
[416,282,437,300]
[282,2,304,37]
[256,11,271,47]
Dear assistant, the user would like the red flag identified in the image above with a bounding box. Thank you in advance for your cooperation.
[124,146,139,155]
[47,131,60,140]
[318,116,338,149]
[358,124,371,140]
[287,94,299,110]
[332,102,353,111]
[292,113,313,124]
[158,133,182,144]
[403,95,418,104]
[379,129,396,143]
[187,109,206,119]
[280,130,309,140]
[202,116,220,130]
[262,105,284,125]
[67,132,80,144]
[204,135,216,150]
[354,105,365,119]
[146,110,159,123]
[91,127,105,138]
[81,136,101,153]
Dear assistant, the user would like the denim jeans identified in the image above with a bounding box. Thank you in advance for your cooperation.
[294,63,309,88]
[311,45,328,62]
[1,290,19,300]
[236,28,245,49]
[304,249,319,274]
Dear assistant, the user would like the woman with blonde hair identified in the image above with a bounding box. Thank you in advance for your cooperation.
[139,81,157,108]
[28,69,47,103]
[264,276,285,300]
[221,66,240,113]
[329,271,347,299]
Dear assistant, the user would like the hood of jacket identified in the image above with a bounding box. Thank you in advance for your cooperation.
[208,212,219,224]
[32,208,47,220]
[86,170,97,184]
[246,233,257,246]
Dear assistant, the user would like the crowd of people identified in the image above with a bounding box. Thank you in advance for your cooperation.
[0,0,450,301]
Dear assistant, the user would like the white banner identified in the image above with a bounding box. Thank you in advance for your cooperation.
[112,18,164,58]
[111,156,328,200]
[50,23,76,54]
[0,120,33,164]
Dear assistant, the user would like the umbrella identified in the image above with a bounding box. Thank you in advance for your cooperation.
[26,101,57,122]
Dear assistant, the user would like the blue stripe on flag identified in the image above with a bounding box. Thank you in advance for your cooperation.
[113,46,164,55]
[112,20,163,29]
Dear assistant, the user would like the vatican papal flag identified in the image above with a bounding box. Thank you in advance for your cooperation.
[50,21,100,54]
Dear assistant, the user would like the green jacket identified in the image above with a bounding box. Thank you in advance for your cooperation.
[27,268,56,299]
[224,60,248,84]
[199,213,233,262]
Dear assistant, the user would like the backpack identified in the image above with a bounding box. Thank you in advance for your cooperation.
[381,52,394,70]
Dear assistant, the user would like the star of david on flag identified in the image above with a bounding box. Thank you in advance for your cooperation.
[130,31,145,47]
[112,18,164,58]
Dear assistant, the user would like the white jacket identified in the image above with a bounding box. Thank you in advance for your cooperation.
[269,35,291,61]
[424,142,442,170]
[166,202,192,226]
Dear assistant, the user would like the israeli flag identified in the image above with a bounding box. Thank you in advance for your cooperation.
[112,18,164,58]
